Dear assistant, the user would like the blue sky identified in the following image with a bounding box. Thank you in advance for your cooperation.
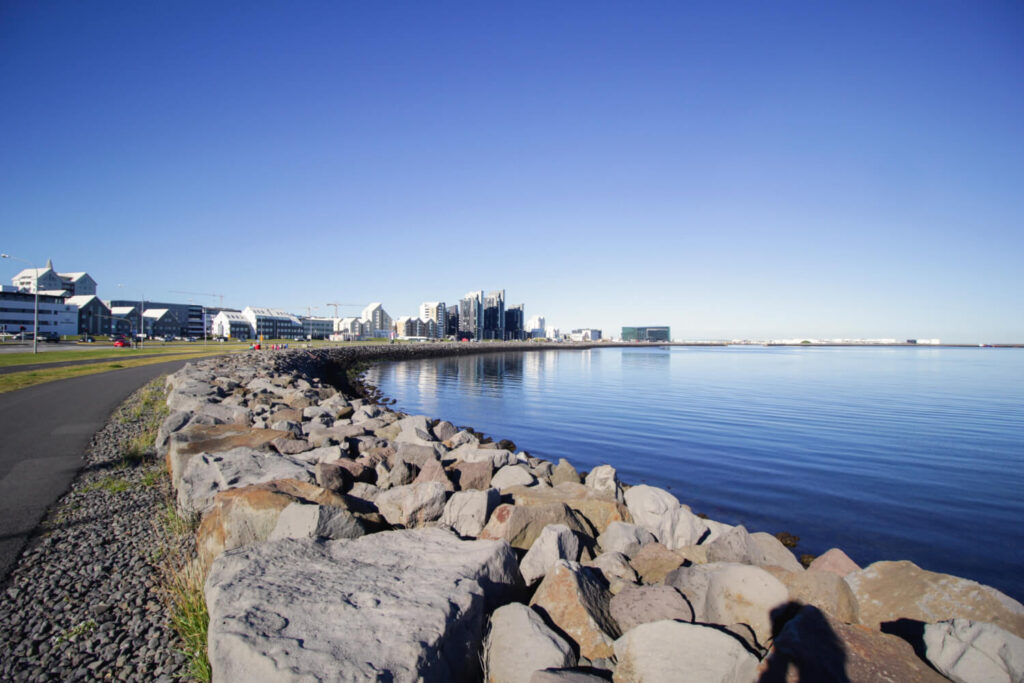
[2,1,1021,342]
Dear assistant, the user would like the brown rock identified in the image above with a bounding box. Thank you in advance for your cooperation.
[332,457,376,484]
[357,446,395,469]
[267,407,303,424]
[845,560,1024,639]
[306,424,370,448]
[479,503,592,551]
[314,462,353,493]
[166,425,291,490]
[530,560,621,660]
[504,482,632,535]
[550,459,581,486]
[764,566,859,623]
[808,547,860,577]
[413,458,455,492]
[448,460,493,491]
[760,605,948,682]
[271,437,313,456]
[196,479,347,567]
[629,542,686,584]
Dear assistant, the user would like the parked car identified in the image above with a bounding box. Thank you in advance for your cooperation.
[113,339,128,347]
[41,332,61,343]
[83,337,95,343]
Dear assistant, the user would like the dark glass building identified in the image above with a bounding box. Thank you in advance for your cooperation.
[622,326,671,342]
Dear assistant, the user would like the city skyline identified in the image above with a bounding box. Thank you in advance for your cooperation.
[2,3,1022,343]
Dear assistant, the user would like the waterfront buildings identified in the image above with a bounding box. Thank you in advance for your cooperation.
[622,326,671,342]
[458,291,483,340]
[0,286,78,337]
[242,307,304,339]
[505,304,525,341]
[212,311,253,339]
[142,309,180,338]
[482,290,505,340]
[109,299,206,339]
[361,303,393,338]
[419,302,446,339]
[333,317,367,341]
[569,328,602,342]
[303,317,335,340]
[65,295,110,337]
[527,315,546,338]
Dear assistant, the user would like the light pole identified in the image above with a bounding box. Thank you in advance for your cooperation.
[1,253,40,354]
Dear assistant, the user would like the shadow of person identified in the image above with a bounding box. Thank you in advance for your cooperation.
[759,603,851,682]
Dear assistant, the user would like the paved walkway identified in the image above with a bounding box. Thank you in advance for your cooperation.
[0,359,194,581]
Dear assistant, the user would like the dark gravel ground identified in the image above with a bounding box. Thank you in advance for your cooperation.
[0,378,193,682]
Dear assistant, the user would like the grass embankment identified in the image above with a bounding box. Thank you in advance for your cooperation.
[119,379,211,682]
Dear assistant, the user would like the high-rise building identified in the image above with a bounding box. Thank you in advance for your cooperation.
[361,302,393,338]
[482,290,505,340]
[458,291,483,340]
[504,304,525,341]
[445,304,459,337]
[526,315,545,338]
[622,326,671,342]
[419,302,446,338]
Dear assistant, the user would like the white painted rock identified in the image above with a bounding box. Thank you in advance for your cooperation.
[374,482,448,527]
[613,620,759,683]
[484,603,577,683]
[177,447,314,515]
[441,488,500,538]
[597,521,656,558]
[492,464,537,490]
[520,524,583,586]
[923,619,1024,683]
[584,464,623,502]
[205,529,522,682]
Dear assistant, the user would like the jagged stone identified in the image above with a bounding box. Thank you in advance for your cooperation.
[412,457,455,491]
[550,458,581,486]
[609,584,693,633]
[491,464,537,490]
[267,501,383,542]
[845,560,1024,638]
[484,603,577,683]
[177,447,315,515]
[597,521,656,558]
[166,424,291,491]
[530,560,621,661]
[205,529,522,681]
[808,547,860,577]
[923,618,1024,683]
[441,488,500,538]
[629,542,686,584]
[584,464,623,502]
[584,551,639,595]
[374,482,448,527]
[520,524,583,586]
[480,503,593,551]
[622,485,707,549]
[505,482,632,535]
[613,620,759,683]
[449,460,494,490]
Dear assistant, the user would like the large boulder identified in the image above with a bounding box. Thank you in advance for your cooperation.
[763,605,948,682]
[763,566,859,624]
[205,529,522,681]
[491,465,537,490]
[267,502,384,542]
[584,552,639,595]
[613,620,759,683]
[622,485,707,549]
[609,584,693,633]
[484,603,577,683]
[450,460,494,491]
[705,526,802,572]
[550,459,581,486]
[519,524,583,586]
[845,561,1024,639]
[505,483,632,535]
[480,503,593,551]
[629,542,686,584]
[584,464,623,502]
[597,522,656,558]
[374,482,449,527]
[166,424,292,491]
[177,447,315,516]
[529,560,621,661]
[442,489,501,538]
[196,479,350,567]
[923,618,1024,683]
[451,444,516,469]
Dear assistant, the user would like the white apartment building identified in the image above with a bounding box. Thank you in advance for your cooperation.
[212,311,254,339]
[242,307,304,339]
[419,302,446,338]
[11,259,97,296]
[0,286,78,337]
[333,317,367,340]
[527,315,546,338]
[361,302,393,338]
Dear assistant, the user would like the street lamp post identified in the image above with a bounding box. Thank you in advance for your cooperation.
[1,253,40,354]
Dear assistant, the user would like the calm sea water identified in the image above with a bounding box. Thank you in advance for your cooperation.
[364,346,1024,601]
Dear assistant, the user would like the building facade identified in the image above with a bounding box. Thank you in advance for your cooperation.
[482,290,505,340]
[622,326,671,342]
[109,299,205,338]
[65,295,110,336]
[569,328,602,342]
[504,304,525,341]
[0,286,78,337]
[361,303,393,338]
[303,317,335,340]
[212,311,254,339]
[458,291,483,340]
[242,307,304,339]
[418,302,446,339]
[143,309,181,338]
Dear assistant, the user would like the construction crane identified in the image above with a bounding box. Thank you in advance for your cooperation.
[170,290,225,307]
[326,302,363,317]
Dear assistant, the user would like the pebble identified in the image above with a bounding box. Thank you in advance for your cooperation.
[0,382,192,682]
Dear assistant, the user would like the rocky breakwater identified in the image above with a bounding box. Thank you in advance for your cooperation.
[161,344,1024,683]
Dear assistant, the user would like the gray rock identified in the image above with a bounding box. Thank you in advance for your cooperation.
[597,521,656,558]
[747,532,804,572]
[520,524,583,586]
[613,620,759,683]
[549,459,581,486]
[584,551,639,594]
[484,603,577,683]
[177,447,314,515]
[374,482,448,527]
[609,584,694,633]
[584,464,623,502]
[441,489,500,538]
[923,619,1024,683]
[395,442,442,467]
[622,485,707,549]
[267,502,374,541]
[205,529,522,682]
[451,444,516,469]
[433,420,458,442]
[444,430,480,449]
[492,464,538,490]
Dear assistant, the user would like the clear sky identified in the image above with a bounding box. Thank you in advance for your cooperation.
[2,1,1022,342]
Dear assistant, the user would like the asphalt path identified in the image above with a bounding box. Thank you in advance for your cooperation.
[0,358,195,582]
